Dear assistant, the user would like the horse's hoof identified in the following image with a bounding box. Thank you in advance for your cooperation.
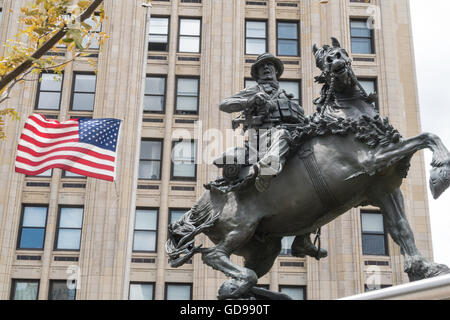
[405,255,450,281]
[292,246,328,259]
[218,279,254,300]
[429,165,450,199]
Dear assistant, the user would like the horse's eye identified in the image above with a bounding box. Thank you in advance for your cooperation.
[327,57,333,63]
[336,52,341,59]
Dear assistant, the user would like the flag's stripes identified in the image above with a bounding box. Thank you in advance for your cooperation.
[16,150,115,171]
[27,117,78,134]
[15,163,114,182]
[16,154,114,172]
[24,123,79,139]
[20,132,79,148]
[30,114,78,128]
[19,138,117,158]
[17,144,115,162]
[15,114,120,182]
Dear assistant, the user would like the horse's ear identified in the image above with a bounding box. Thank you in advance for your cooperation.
[313,44,319,55]
[331,37,341,48]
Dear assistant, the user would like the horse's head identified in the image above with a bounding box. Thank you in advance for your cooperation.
[313,37,354,92]
[312,38,376,112]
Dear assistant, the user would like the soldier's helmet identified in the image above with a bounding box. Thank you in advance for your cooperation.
[250,53,284,81]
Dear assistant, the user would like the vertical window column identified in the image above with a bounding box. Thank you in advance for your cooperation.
[350,19,375,54]
[17,206,48,250]
[171,140,197,181]
[149,17,169,52]
[10,280,40,300]
[178,18,201,53]
[144,76,166,113]
[138,140,163,180]
[277,21,299,56]
[129,282,155,300]
[361,211,388,256]
[132,208,158,252]
[175,77,199,114]
[55,207,84,251]
[245,21,267,55]
[35,73,63,110]
[70,73,97,112]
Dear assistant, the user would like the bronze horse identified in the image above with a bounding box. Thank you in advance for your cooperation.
[166,38,450,300]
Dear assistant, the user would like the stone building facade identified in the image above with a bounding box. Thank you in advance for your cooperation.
[0,0,433,300]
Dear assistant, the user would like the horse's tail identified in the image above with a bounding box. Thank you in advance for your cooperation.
[166,196,219,267]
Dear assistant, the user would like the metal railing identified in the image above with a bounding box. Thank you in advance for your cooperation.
[340,274,450,300]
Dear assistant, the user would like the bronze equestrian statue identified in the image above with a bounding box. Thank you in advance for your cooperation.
[166,38,450,300]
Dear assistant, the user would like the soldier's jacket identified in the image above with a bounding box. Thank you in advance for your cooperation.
[219,83,305,127]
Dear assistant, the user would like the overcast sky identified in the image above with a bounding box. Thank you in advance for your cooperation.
[410,0,450,266]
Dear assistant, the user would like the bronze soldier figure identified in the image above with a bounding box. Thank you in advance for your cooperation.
[219,53,305,192]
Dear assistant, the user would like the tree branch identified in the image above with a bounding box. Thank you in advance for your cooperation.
[0,0,103,92]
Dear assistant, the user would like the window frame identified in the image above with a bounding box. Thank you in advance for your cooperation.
[170,139,198,181]
[144,74,167,114]
[48,279,77,300]
[350,18,375,55]
[174,76,200,115]
[276,20,300,57]
[279,79,302,106]
[177,17,202,54]
[132,207,159,253]
[245,19,268,56]
[148,15,170,52]
[10,279,40,300]
[139,138,164,181]
[164,283,193,300]
[83,13,102,50]
[360,210,389,256]
[16,204,49,251]
[279,285,307,300]
[358,77,379,110]
[54,205,84,252]
[129,282,156,300]
[168,208,190,226]
[35,72,64,111]
[69,72,97,112]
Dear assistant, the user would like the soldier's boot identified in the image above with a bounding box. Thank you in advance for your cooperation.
[253,138,289,193]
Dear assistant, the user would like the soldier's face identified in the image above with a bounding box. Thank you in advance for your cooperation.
[257,62,277,81]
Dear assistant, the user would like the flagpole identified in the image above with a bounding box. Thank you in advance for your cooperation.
[123,0,152,299]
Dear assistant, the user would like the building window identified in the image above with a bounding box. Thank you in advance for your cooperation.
[35,73,63,110]
[28,169,52,178]
[144,76,166,113]
[178,18,201,53]
[133,208,158,252]
[350,19,374,54]
[10,280,40,300]
[364,284,391,293]
[175,77,199,114]
[62,170,86,179]
[358,78,378,110]
[129,282,155,300]
[280,236,295,256]
[165,283,192,300]
[139,139,163,180]
[171,140,197,180]
[82,14,102,50]
[245,79,257,89]
[149,17,169,52]
[55,207,84,251]
[279,286,306,300]
[169,209,189,225]
[279,80,301,105]
[48,280,76,300]
[17,205,48,250]
[361,211,388,256]
[277,21,299,56]
[70,73,97,111]
[245,20,267,55]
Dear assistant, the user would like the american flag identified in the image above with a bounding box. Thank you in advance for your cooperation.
[15,114,122,182]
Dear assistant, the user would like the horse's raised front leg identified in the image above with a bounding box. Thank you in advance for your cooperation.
[201,222,259,300]
[363,133,450,199]
[371,188,450,281]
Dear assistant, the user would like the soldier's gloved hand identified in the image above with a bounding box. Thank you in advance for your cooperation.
[248,92,270,109]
